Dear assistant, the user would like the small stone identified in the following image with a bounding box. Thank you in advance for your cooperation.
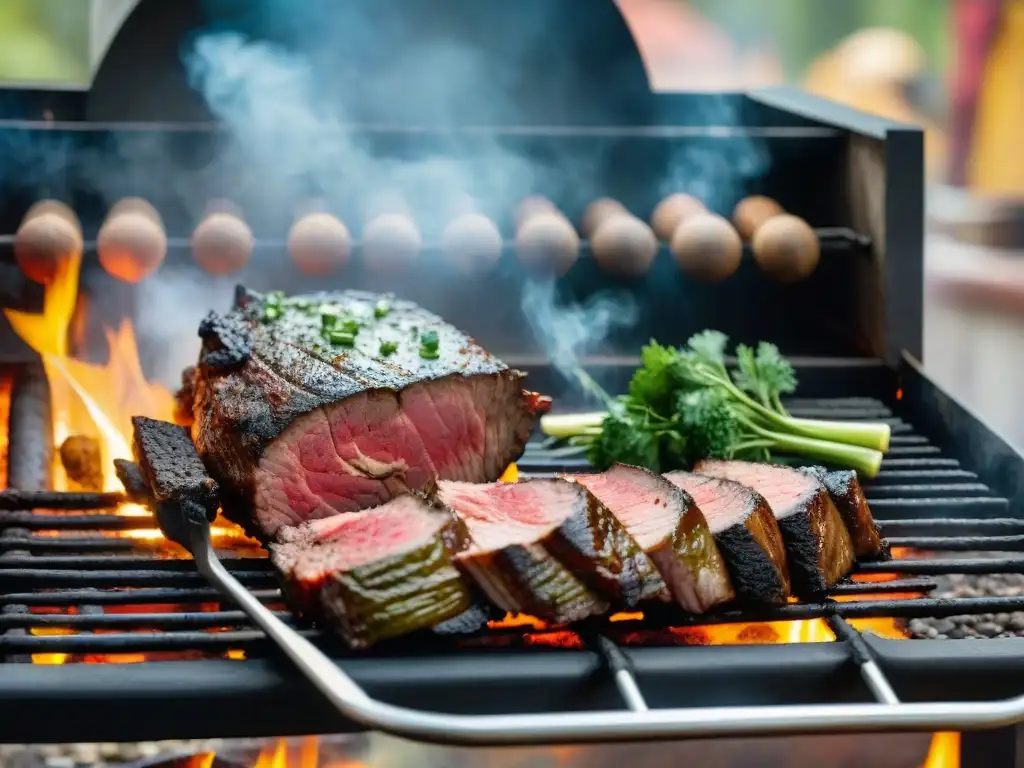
[948,626,970,639]
[118,744,141,761]
[46,758,75,768]
[976,621,1002,637]
[1011,615,1024,632]
[995,613,1011,626]
[932,618,956,634]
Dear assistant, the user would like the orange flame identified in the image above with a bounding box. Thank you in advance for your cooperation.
[921,732,960,768]
[4,228,254,665]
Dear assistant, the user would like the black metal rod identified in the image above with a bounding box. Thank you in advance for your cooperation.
[0,568,280,589]
[886,535,1024,552]
[0,511,157,529]
[869,497,1010,518]
[867,484,992,499]
[858,558,1024,575]
[831,578,936,595]
[867,469,979,483]
[0,629,319,653]
[0,609,296,631]
[879,518,1024,537]
[0,555,270,570]
[0,587,282,607]
[0,490,127,510]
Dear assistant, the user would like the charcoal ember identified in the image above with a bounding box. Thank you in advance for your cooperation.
[113,458,152,503]
[59,435,103,491]
[131,416,219,547]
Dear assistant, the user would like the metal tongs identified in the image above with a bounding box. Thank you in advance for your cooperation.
[181,509,1024,745]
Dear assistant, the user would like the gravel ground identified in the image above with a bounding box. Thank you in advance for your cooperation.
[909,568,1024,640]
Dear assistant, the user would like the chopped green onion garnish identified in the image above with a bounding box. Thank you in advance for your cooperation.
[374,300,391,318]
[420,329,439,349]
[340,319,361,335]
[329,331,356,346]
[266,291,284,306]
[419,346,441,360]
[263,305,282,322]
[379,340,398,356]
[321,312,339,330]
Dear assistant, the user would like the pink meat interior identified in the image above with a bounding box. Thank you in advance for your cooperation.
[570,466,675,549]
[438,479,578,551]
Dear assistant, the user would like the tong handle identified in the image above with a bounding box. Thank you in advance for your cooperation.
[190,523,1024,745]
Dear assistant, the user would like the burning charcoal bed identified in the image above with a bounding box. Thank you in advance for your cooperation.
[1,1,1024,764]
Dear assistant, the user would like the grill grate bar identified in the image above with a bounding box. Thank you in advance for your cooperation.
[858,558,1024,575]
[879,518,1024,537]
[0,609,295,631]
[0,568,280,588]
[868,497,1010,517]
[0,513,161,530]
[0,588,282,607]
[886,535,1024,552]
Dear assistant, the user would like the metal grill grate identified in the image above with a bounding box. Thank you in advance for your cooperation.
[0,391,1021,661]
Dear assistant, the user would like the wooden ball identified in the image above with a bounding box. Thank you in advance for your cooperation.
[650,193,706,241]
[441,213,502,274]
[751,214,821,282]
[581,198,628,239]
[669,213,743,282]
[14,213,83,284]
[191,213,254,276]
[515,212,580,276]
[97,212,168,283]
[108,197,161,226]
[288,213,351,275]
[732,195,785,240]
[24,200,80,231]
[515,196,558,229]
[363,213,422,273]
[590,214,658,279]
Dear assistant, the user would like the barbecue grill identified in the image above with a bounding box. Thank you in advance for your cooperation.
[0,1,1020,766]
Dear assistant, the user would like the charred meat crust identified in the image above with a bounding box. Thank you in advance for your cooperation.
[457,543,607,625]
[714,524,790,604]
[569,465,736,612]
[662,471,790,605]
[692,460,855,598]
[545,480,666,607]
[802,466,890,562]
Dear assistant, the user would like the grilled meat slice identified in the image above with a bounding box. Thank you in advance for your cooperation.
[568,465,735,612]
[189,287,545,540]
[271,494,472,648]
[663,471,790,604]
[439,478,664,620]
[693,459,855,596]
[802,466,890,561]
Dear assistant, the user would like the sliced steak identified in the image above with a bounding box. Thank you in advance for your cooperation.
[568,465,735,612]
[693,459,855,596]
[271,494,472,648]
[663,471,790,604]
[189,287,546,540]
[802,466,890,561]
[439,478,663,621]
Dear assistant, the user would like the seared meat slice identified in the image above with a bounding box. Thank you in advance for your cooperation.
[189,287,545,540]
[439,478,663,620]
[802,466,890,561]
[271,494,472,648]
[664,471,790,604]
[693,459,855,596]
[569,465,735,612]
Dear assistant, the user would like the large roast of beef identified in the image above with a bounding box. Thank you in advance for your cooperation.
[157,288,888,649]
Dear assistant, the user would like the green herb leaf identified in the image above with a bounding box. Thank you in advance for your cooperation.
[379,340,398,357]
[263,305,282,322]
[731,341,797,414]
[328,330,356,347]
[374,300,391,318]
